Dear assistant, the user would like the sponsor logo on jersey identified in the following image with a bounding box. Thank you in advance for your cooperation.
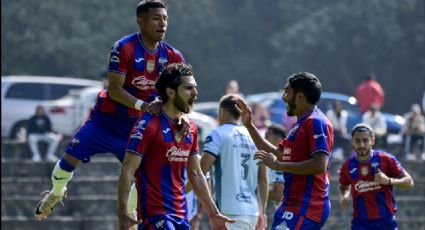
[155,220,165,228]
[110,55,120,63]
[135,57,144,63]
[162,128,171,134]
[158,57,168,64]
[354,180,381,193]
[313,133,326,139]
[146,60,155,73]
[132,76,156,90]
[166,146,190,162]
[281,147,291,160]
[136,119,146,130]
[70,138,80,148]
[130,131,143,140]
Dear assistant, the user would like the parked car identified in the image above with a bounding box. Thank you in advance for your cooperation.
[193,101,220,119]
[43,88,216,141]
[189,111,218,147]
[1,76,102,141]
[41,86,103,137]
[246,91,405,134]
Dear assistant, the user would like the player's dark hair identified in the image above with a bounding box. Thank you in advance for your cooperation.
[219,94,241,119]
[136,0,166,17]
[287,72,321,105]
[267,124,287,139]
[351,123,374,137]
[156,63,193,102]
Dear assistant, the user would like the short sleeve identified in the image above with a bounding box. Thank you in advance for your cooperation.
[203,130,221,156]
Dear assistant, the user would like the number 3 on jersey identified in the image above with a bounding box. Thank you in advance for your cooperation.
[240,153,250,180]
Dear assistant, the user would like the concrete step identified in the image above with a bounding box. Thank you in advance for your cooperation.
[321,216,425,230]
[2,194,423,218]
[1,156,121,178]
[1,176,119,196]
[1,195,116,217]
[328,196,425,218]
[1,216,117,230]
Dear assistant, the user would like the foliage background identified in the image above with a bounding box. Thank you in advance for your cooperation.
[2,0,424,114]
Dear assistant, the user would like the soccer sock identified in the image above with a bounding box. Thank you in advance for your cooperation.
[51,157,75,196]
[127,183,138,215]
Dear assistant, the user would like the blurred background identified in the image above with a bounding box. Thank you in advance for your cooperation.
[2,0,425,229]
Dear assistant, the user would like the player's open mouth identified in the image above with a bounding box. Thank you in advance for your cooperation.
[188,98,197,107]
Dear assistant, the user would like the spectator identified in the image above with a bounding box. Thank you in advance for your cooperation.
[362,103,387,149]
[226,80,244,98]
[401,104,425,161]
[281,113,297,133]
[355,73,385,113]
[251,102,271,136]
[264,124,286,211]
[27,106,62,162]
[326,100,350,161]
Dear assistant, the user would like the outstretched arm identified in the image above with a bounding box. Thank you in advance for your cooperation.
[117,152,143,230]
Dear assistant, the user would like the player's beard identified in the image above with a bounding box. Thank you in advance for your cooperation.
[286,95,296,116]
[173,92,189,114]
[354,145,372,159]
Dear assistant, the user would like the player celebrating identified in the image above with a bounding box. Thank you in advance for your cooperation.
[236,72,334,229]
[117,63,235,230]
[35,0,186,223]
[338,123,414,230]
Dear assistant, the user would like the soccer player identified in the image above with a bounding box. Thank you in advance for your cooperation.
[190,94,269,230]
[35,0,186,222]
[235,72,334,229]
[117,63,235,230]
[338,123,414,230]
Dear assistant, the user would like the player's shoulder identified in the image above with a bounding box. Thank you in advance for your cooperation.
[114,33,138,46]
[159,41,184,57]
[373,150,397,161]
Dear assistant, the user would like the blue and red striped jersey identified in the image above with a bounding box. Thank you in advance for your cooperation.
[277,108,334,224]
[94,33,185,117]
[126,111,199,220]
[339,150,405,220]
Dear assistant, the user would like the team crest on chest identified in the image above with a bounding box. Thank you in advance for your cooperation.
[361,166,369,176]
[146,60,155,73]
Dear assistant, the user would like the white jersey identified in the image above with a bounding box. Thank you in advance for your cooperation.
[203,124,259,215]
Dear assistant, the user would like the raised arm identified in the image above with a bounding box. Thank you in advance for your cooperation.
[235,98,279,154]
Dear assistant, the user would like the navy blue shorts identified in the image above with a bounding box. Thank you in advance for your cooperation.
[141,215,189,230]
[65,110,138,163]
[271,209,323,230]
[351,216,397,230]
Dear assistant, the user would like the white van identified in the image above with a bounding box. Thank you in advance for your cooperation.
[1,76,102,141]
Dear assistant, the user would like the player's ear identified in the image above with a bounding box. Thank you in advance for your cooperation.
[166,87,175,98]
[137,16,144,28]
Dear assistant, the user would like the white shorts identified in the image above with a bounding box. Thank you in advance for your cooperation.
[224,214,258,230]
